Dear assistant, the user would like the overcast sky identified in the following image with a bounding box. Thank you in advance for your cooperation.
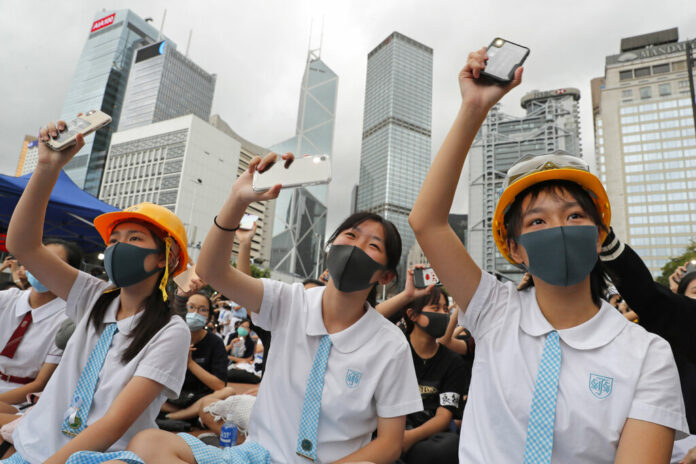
[1,0,695,235]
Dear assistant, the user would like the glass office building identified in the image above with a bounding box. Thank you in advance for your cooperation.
[467,88,582,281]
[118,41,216,131]
[61,10,164,196]
[592,27,696,276]
[269,49,338,278]
[356,32,433,284]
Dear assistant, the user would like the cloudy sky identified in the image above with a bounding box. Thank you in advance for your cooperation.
[1,0,694,234]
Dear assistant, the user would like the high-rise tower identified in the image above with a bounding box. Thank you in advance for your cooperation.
[269,46,338,279]
[356,32,433,284]
[61,10,165,195]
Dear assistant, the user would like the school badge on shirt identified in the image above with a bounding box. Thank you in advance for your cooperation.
[589,373,613,399]
[346,369,362,389]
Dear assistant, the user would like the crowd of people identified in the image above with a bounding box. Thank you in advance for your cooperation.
[0,47,693,464]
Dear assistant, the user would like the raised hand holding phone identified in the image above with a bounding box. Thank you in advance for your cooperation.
[37,120,86,171]
[459,46,524,111]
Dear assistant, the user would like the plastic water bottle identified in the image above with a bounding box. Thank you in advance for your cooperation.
[219,421,238,448]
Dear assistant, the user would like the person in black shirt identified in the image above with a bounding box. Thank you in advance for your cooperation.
[397,287,467,464]
[162,292,231,421]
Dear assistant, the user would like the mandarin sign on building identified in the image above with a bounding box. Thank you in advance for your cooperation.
[91,14,116,33]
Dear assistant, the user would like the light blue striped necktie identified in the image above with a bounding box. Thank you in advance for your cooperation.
[296,335,332,461]
[523,330,562,464]
[61,323,118,437]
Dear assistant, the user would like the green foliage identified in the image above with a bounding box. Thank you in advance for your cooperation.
[656,242,696,287]
[250,262,271,279]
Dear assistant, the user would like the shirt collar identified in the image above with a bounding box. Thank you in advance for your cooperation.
[15,290,65,323]
[306,287,383,354]
[519,288,627,350]
[103,294,144,336]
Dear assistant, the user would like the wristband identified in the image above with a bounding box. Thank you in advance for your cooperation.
[214,216,240,232]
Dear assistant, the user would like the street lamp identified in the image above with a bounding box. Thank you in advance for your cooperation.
[187,178,203,261]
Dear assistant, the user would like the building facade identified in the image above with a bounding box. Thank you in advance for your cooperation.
[269,48,338,279]
[468,88,582,281]
[98,115,240,262]
[16,136,38,176]
[119,40,216,131]
[61,10,164,196]
[209,114,274,266]
[592,28,696,276]
[356,31,433,283]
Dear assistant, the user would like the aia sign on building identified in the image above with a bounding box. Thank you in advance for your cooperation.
[91,13,116,33]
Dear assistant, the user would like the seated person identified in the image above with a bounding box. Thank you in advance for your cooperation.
[161,292,232,422]
[226,319,261,385]
[397,287,467,464]
[0,239,82,418]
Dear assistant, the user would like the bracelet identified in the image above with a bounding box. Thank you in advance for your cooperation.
[214,216,240,232]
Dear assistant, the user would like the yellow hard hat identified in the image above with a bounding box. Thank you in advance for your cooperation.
[94,203,189,300]
[492,152,611,264]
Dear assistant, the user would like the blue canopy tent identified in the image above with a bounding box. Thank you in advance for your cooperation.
[0,171,119,253]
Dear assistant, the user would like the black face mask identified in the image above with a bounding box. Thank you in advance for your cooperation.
[326,244,386,293]
[104,242,161,288]
[415,312,449,339]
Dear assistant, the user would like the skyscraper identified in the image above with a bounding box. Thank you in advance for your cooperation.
[356,31,433,283]
[118,41,216,131]
[592,28,696,276]
[61,10,165,196]
[468,88,582,281]
[269,48,338,279]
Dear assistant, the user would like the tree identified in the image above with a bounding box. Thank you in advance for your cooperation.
[656,242,696,287]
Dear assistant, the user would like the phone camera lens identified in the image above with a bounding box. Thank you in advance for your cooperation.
[320,155,327,161]
[494,39,504,47]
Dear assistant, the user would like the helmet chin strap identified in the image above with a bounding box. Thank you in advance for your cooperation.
[158,236,173,302]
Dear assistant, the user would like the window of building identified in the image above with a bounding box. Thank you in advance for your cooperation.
[623,124,640,133]
[625,154,642,163]
[673,61,687,72]
[630,226,649,235]
[659,100,678,109]
[640,87,652,99]
[619,70,633,80]
[622,89,633,98]
[626,184,645,193]
[629,216,648,224]
[653,63,670,74]
[635,67,651,78]
[642,122,660,131]
[679,81,689,89]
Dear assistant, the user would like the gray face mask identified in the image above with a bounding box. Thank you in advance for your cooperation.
[517,225,598,287]
[326,245,386,293]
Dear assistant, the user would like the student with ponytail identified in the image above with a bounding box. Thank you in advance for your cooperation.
[1,119,190,464]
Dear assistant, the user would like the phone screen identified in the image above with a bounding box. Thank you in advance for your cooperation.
[240,214,258,230]
[485,39,528,81]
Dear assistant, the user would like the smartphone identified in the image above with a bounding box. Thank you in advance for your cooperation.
[480,38,529,84]
[239,214,258,230]
[252,154,331,192]
[45,110,112,151]
[685,260,696,275]
[414,267,442,289]
[173,267,194,293]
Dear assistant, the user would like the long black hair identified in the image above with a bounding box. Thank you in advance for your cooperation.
[88,226,174,364]
[503,180,608,307]
[401,287,449,335]
[326,211,402,305]
[44,238,83,269]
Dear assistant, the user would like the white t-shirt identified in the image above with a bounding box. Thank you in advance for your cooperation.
[13,271,190,463]
[0,288,66,393]
[248,279,423,463]
[458,271,689,463]
[218,308,234,338]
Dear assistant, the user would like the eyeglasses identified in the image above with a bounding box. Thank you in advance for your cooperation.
[187,304,209,313]
[504,152,591,189]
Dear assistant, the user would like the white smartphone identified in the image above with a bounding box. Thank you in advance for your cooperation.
[45,110,112,151]
[252,154,331,192]
[239,214,258,230]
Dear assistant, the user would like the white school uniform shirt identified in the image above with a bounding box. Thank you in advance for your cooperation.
[218,307,235,338]
[0,288,67,393]
[458,271,689,463]
[248,279,423,463]
[12,271,190,464]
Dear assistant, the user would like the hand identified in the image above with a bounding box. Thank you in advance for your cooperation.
[176,267,206,297]
[1,256,17,271]
[517,272,532,290]
[37,119,85,170]
[403,265,434,301]
[230,152,294,205]
[459,47,523,111]
[680,444,696,464]
[669,265,687,293]
[235,222,257,244]
[187,345,196,363]
[319,269,329,283]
